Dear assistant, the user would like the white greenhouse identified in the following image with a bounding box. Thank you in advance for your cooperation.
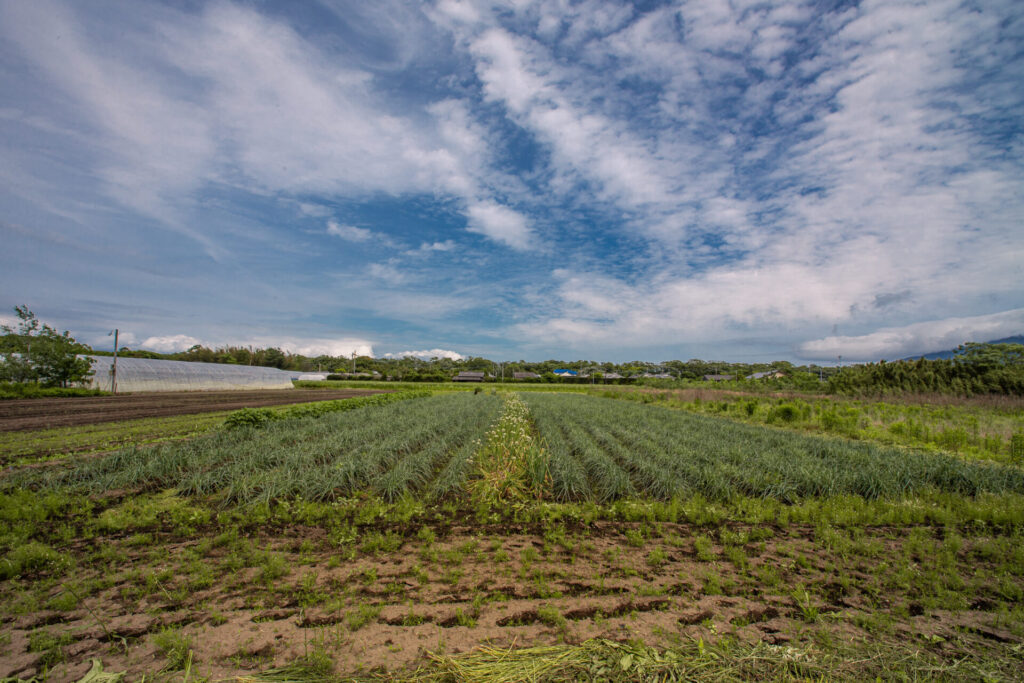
[292,373,329,381]
[85,356,295,393]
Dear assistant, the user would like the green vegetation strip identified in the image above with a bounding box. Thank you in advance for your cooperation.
[0,392,431,467]
[597,387,1024,465]
[524,393,1024,502]
[6,393,501,505]
[0,411,231,466]
[9,392,1024,507]
[223,390,432,429]
[0,382,109,400]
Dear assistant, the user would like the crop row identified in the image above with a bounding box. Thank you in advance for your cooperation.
[10,392,1024,505]
[524,393,1024,502]
[16,393,502,504]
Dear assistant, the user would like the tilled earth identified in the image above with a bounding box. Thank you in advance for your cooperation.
[0,389,388,432]
[2,517,1021,681]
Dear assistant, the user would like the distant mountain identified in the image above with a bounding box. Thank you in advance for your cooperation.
[901,336,1024,361]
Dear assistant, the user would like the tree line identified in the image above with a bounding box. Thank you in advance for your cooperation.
[827,343,1024,397]
[4,306,1022,395]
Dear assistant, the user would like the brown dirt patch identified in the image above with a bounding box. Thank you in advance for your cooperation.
[0,389,389,431]
[3,520,1021,680]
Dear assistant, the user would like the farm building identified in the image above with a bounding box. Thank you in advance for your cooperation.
[746,371,786,380]
[453,371,486,382]
[553,369,578,377]
[85,356,295,393]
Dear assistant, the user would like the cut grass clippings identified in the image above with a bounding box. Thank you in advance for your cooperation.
[234,635,1021,682]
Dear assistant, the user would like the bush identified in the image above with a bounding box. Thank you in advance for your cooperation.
[772,404,800,423]
[223,407,277,429]
[0,382,108,400]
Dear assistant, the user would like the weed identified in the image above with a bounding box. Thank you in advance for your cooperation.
[646,547,668,567]
[624,528,645,547]
[454,607,476,627]
[346,602,382,631]
[360,530,403,555]
[792,590,820,623]
[259,553,290,584]
[537,605,567,630]
[723,545,749,570]
[153,626,193,671]
[28,629,74,667]
[693,535,715,562]
[360,567,378,585]
[416,525,437,545]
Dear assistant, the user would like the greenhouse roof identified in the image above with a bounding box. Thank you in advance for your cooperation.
[85,356,295,393]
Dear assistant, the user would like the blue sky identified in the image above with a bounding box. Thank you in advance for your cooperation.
[1,0,1022,363]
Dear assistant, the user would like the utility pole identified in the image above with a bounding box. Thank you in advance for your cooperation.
[351,350,356,374]
[108,329,118,394]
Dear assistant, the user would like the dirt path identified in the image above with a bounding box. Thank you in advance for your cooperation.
[0,389,388,432]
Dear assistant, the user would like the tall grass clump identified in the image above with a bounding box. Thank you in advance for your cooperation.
[468,393,549,505]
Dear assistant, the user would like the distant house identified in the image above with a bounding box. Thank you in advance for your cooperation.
[553,369,578,377]
[513,372,540,380]
[642,373,674,379]
[745,371,786,380]
[602,372,623,379]
[703,374,736,382]
[454,371,486,382]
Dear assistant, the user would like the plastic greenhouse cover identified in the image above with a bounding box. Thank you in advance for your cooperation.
[84,356,295,392]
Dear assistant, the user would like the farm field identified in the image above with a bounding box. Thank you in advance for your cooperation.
[2,391,1023,681]
[299,379,1024,465]
[0,389,388,432]
[593,387,1024,466]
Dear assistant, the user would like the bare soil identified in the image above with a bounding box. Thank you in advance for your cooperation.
[2,519,1020,681]
[0,389,388,432]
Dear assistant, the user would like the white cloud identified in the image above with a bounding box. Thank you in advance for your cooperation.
[485,0,1024,354]
[140,333,375,358]
[466,200,533,250]
[366,261,409,285]
[384,348,465,361]
[403,239,458,257]
[326,220,373,242]
[0,0,533,252]
[271,339,375,358]
[796,309,1024,361]
[419,240,456,252]
[140,334,203,353]
[296,202,332,218]
[3,1,1022,361]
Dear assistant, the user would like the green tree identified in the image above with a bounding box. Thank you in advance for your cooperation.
[0,306,94,386]
[954,342,1024,370]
